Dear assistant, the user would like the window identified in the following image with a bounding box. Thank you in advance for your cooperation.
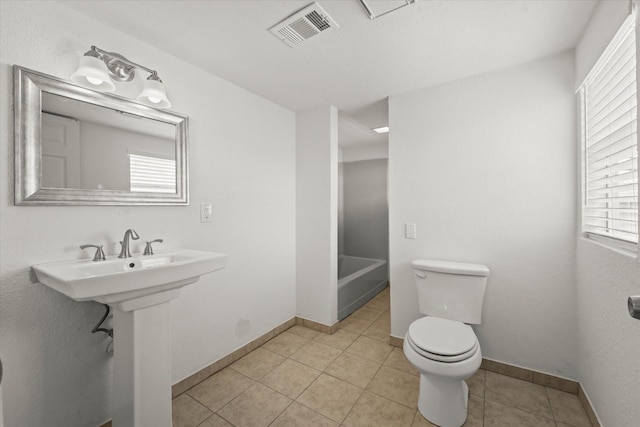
[580,14,638,248]
[129,152,177,194]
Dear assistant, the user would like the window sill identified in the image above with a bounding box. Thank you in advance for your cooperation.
[581,233,638,259]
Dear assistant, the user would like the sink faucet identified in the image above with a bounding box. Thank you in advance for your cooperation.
[118,229,139,258]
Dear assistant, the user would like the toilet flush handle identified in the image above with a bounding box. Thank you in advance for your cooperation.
[414,271,427,279]
[628,296,640,320]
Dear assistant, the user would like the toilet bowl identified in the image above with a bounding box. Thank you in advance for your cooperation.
[403,259,489,427]
[404,317,482,427]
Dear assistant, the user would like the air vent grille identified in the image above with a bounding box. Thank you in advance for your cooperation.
[306,10,331,31]
[269,2,339,48]
[290,17,320,39]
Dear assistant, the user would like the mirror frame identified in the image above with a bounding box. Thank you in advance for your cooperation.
[14,65,189,205]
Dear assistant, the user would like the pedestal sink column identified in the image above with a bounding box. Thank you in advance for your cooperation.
[111,301,172,427]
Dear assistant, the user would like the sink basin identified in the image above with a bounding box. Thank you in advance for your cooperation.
[33,248,227,311]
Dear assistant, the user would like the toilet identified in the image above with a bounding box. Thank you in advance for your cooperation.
[403,259,490,427]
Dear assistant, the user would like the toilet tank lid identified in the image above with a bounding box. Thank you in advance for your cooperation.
[412,259,490,276]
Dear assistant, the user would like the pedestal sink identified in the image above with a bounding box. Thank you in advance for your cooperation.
[33,248,228,427]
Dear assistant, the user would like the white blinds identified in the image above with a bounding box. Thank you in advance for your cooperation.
[129,153,177,194]
[582,15,638,244]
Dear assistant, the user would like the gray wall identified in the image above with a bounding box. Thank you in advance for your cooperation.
[341,159,389,262]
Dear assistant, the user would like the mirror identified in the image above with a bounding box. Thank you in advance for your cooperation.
[14,65,189,205]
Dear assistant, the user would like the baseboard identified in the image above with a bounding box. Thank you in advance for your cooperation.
[171,317,296,398]
[482,358,599,424]
[480,358,579,394]
[578,383,602,427]
[389,335,404,348]
[295,316,339,334]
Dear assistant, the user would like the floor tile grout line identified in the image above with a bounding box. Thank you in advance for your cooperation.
[220,380,293,426]
[544,386,559,425]
[338,386,367,425]
[262,327,355,425]
[216,408,236,426]
[483,396,560,424]
[482,368,487,427]
[184,384,236,419]
[484,371,567,423]
[301,304,370,425]
[194,412,215,427]
[264,390,297,427]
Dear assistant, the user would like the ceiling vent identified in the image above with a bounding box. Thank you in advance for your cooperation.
[269,2,339,48]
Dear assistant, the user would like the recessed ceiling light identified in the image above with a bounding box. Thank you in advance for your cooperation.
[373,126,389,134]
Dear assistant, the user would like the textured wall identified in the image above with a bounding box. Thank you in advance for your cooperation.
[574,2,640,426]
[389,51,578,378]
[0,2,296,426]
[296,106,339,326]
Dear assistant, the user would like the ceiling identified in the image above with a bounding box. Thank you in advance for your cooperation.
[58,0,598,147]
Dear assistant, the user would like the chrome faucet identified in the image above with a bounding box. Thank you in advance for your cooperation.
[118,229,139,258]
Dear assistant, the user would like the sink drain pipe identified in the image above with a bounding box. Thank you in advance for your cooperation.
[93,304,114,338]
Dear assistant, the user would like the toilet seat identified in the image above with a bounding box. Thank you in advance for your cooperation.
[408,317,478,363]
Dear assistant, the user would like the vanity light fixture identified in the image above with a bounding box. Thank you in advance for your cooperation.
[71,45,171,108]
[373,126,389,134]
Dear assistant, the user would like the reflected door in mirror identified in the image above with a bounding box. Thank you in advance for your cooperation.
[41,113,81,188]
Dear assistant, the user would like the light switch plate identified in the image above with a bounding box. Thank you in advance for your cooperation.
[405,223,416,239]
[200,203,213,222]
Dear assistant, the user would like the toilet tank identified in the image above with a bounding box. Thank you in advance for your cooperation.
[412,259,490,324]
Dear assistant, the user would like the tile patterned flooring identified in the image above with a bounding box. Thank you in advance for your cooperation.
[172,288,592,427]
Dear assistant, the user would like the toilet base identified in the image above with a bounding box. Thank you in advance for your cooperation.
[417,373,469,427]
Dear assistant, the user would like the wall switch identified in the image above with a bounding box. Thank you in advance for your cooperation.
[200,203,213,223]
[405,223,417,239]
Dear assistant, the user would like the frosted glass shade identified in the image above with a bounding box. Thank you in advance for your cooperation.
[70,56,116,92]
[137,79,171,108]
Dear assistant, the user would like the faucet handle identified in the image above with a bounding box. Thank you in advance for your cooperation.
[143,239,164,256]
[80,244,106,262]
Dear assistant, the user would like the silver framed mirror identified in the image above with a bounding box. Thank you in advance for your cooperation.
[14,65,189,205]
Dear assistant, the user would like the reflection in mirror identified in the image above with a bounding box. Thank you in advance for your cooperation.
[41,93,177,193]
[14,65,189,205]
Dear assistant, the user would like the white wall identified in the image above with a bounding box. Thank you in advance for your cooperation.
[296,106,339,326]
[341,142,388,163]
[389,51,578,378]
[574,2,640,426]
[0,2,296,426]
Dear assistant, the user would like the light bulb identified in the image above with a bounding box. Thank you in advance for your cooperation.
[86,76,104,86]
[147,96,161,104]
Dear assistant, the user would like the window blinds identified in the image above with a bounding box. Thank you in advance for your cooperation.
[583,16,638,244]
[129,153,177,194]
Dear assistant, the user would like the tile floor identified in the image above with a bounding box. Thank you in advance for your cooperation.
[172,288,592,427]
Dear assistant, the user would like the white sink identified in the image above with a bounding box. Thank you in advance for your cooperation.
[33,247,228,426]
[33,248,227,311]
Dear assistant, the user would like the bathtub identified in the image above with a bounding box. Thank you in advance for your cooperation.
[338,255,388,320]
